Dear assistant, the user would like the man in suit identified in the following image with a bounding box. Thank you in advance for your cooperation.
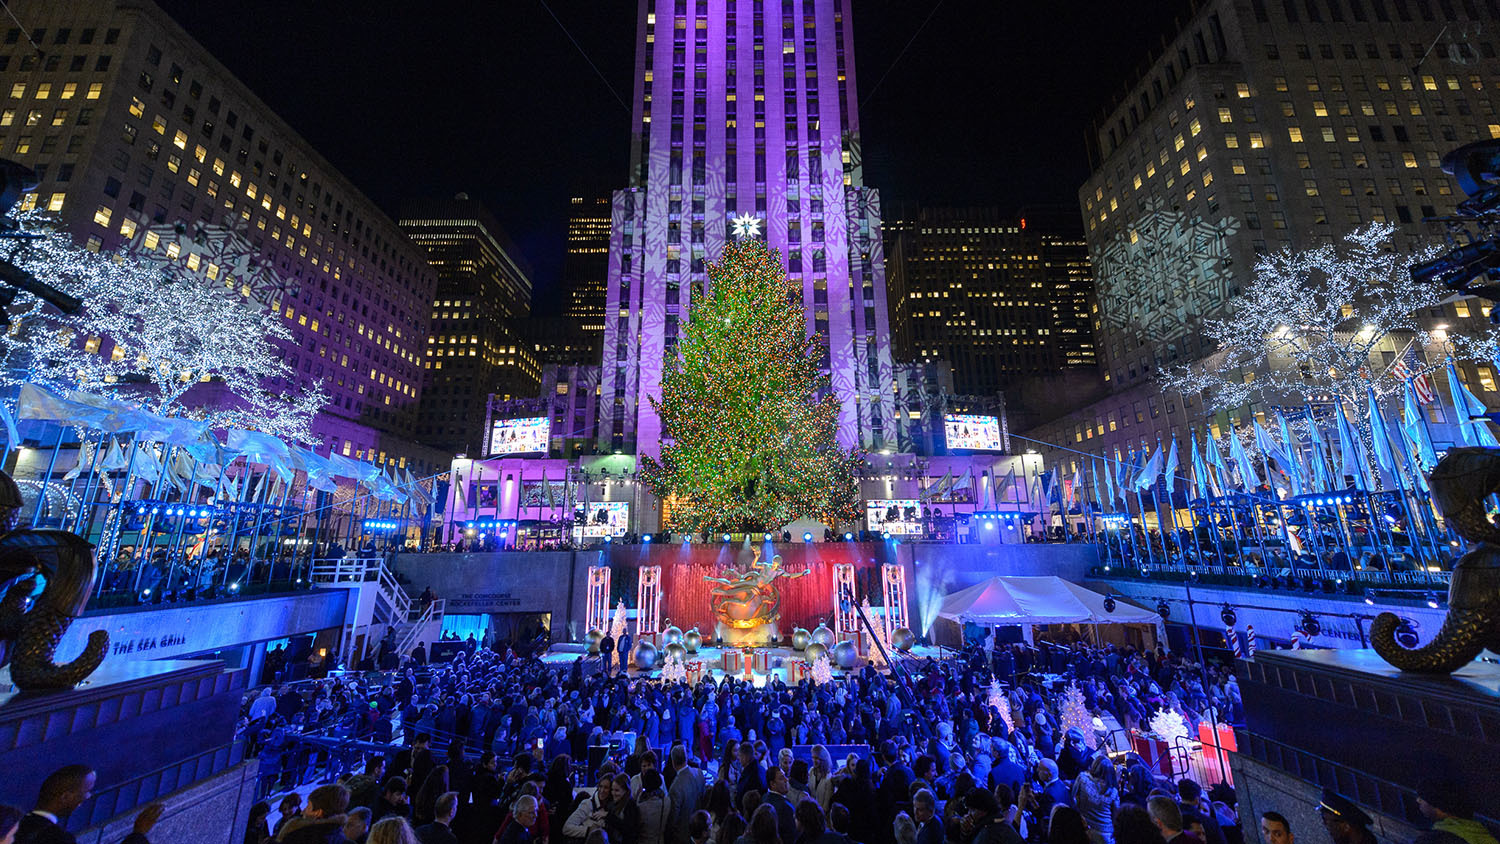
[1148,796,1203,844]
[18,765,162,844]
[912,789,944,844]
[415,792,459,844]
[734,743,766,806]
[763,766,798,844]
[667,746,706,844]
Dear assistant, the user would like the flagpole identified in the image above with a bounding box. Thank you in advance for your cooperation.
[1374,400,1433,576]
[28,423,66,528]
[99,435,142,596]
[70,433,108,537]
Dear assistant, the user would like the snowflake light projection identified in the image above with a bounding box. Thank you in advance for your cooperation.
[730,213,763,240]
[128,219,297,308]
[1092,199,1240,343]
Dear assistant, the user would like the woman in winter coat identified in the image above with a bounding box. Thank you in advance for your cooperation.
[635,770,673,844]
[1070,756,1120,844]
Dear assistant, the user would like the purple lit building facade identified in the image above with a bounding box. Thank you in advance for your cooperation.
[598,0,895,456]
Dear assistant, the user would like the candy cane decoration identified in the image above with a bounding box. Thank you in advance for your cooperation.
[1245,624,1257,657]
[1290,631,1301,650]
[1226,627,1243,658]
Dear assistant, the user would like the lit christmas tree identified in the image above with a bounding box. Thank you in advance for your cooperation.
[609,600,628,641]
[988,679,1015,732]
[641,239,860,533]
[1148,706,1190,746]
[1059,682,1097,749]
[660,652,687,684]
[811,653,834,686]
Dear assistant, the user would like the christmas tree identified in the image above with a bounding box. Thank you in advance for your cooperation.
[609,600,628,641]
[1059,682,1098,749]
[641,238,860,533]
[988,679,1015,733]
[1149,707,1190,746]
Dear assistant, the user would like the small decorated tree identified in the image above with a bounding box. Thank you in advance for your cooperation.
[988,679,1015,733]
[811,653,834,686]
[661,652,687,684]
[609,600,628,641]
[1059,682,1098,749]
[641,239,860,533]
[1149,706,1190,747]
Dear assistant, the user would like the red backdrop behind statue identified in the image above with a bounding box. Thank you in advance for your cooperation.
[602,543,890,636]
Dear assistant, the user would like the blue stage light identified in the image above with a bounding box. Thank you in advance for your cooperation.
[764,532,773,541]
[803,532,813,542]
[843,532,853,540]
[643,534,652,543]
[984,522,995,530]
[723,533,732,542]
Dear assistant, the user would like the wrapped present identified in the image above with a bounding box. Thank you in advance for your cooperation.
[722,650,743,674]
[685,660,705,685]
[787,660,811,683]
[752,650,771,674]
[1129,732,1176,777]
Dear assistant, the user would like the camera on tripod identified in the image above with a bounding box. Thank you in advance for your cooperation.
[1410,140,1500,320]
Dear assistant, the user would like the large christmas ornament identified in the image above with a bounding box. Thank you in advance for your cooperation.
[811,624,836,649]
[632,640,658,670]
[662,625,684,647]
[586,629,604,655]
[804,642,828,662]
[683,627,703,653]
[832,640,859,669]
[791,627,812,651]
[890,627,915,651]
[665,642,687,662]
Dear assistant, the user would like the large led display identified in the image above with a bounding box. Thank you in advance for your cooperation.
[575,501,630,537]
[490,416,550,455]
[866,499,923,535]
[944,413,1003,451]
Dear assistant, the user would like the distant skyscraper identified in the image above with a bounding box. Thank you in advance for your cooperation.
[562,195,611,361]
[0,0,437,469]
[884,205,1096,396]
[400,194,537,454]
[598,0,894,455]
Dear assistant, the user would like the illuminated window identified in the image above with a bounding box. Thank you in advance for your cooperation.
[1288,126,1303,142]
[129,97,145,117]
[143,230,160,250]
[1249,132,1264,148]
[7,83,22,98]
[1231,158,1246,175]
[1313,101,1328,117]
[92,205,111,227]
[60,82,76,99]
[1236,82,1250,98]
[47,192,65,211]
[86,83,102,99]
[1456,300,1471,318]
[1217,107,1232,123]
[119,218,137,238]
[152,114,166,134]
[1481,366,1498,393]
[173,129,186,149]
[1403,151,1418,168]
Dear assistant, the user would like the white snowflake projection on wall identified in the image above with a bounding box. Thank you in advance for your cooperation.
[1091,199,1240,343]
[128,219,297,309]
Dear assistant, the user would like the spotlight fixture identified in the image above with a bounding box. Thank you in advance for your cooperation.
[764,532,773,541]
[1219,604,1237,626]
[844,532,854,540]
[642,533,652,543]
[1425,592,1441,609]
[723,533,732,543]
[1103,595,1117,613]
[803,532,813,542]
[1156,599,1171,621]
[1364,589,1376,606]
[1394,618,1421,649]
[1298,612,1321,638]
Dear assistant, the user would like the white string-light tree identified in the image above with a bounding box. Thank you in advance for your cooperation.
[0,211,327,441]
[1160,223,1495,464]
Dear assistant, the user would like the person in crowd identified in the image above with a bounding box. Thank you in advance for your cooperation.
[2,807,24,844]
[669,746,707,844]
[688,811,712,844]
[246,802,273,844]
[1147,798,1199,844]
[911,790,942,844]
[1071,757,1119,844]
[1034,760,1071,819]
[18,765,163,844]
[831,760,876,844]
[893,813,916,844]
[1316,791,1376,844]
[964,787,1023,844]
[1416,778,1497,844]
[345,809,373,844]
[277,785,351,844]
[607,773,642,844]
[413,767,452,828]
[369,818,421,844]
[375,778,412,823]
[1177,782,1225,844]
[638,771,673,844]
[761,767,796,844]
[276,796,306,838]
[1047,806,1093,844]
[1259,813,1293,844]
[497,796,540,844]
[746,806,779,844]
[345,759,388,815]
[1113,807,1167,844]
[600,632,616,678]
[414,793,459,844]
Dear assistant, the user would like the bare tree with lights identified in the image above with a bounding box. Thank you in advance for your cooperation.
[0,211,328,442]
[1160,223,1491,436]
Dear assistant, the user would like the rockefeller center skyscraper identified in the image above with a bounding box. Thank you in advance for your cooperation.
[598,0,894,456]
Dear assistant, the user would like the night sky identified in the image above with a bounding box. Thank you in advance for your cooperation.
[156,1,1192,311]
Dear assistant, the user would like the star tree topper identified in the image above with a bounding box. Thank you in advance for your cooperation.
[730,212,763,240]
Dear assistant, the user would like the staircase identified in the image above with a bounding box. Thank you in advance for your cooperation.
[309,556,444,666]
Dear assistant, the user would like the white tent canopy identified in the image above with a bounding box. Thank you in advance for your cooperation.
[936,575,1157,626]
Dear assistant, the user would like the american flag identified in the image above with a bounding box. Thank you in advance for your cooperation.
[1391,347,1438,404]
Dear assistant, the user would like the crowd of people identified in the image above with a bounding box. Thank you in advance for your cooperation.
[221,629,1492,844]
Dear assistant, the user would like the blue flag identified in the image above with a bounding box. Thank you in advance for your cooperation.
[1277,412,1306,496]
[1208,429,1232,494]
[1228,427,1259,490]
[1445,359,1499,447]
[1368,388,1396,479]
[1305,407,1333,493]
[1190,432,1211,499]
[1402,381,1438,472]
[1336,401,1372,490]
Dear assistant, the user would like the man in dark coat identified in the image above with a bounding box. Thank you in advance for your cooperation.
[415,792,459,844]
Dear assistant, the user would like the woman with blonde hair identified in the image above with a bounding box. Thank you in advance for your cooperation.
[368,817,420,844]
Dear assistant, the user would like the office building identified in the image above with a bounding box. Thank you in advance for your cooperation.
[400,193,538,454]
[885,205,1096,396]
[0,0,436,466]
[1024,0,1500,463]
[597,0,895,455]
[561,194,611,361]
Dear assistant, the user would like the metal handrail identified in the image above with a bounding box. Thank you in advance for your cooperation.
[396,598,445,658]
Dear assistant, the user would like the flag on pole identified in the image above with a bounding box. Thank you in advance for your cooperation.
[1070,466,1083,511]
[1391,346,1438,404]
[1090,458,1104,512]
[1228,427,1259,490]
[1190,432,1211,499]
[1208,429,1232,496]
[1134,444,1163,491]
[1306,408,1333,493]
[997,467,1017,506]
[1163,438,1180,489]
[1445,359,1499,447]
[1277,412,1306,496]
[1335,401,1372,490]
[1367,388,1396,480]
[1402,381,1439,473]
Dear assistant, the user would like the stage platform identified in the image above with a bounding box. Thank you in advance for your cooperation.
[540,643,951,686]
